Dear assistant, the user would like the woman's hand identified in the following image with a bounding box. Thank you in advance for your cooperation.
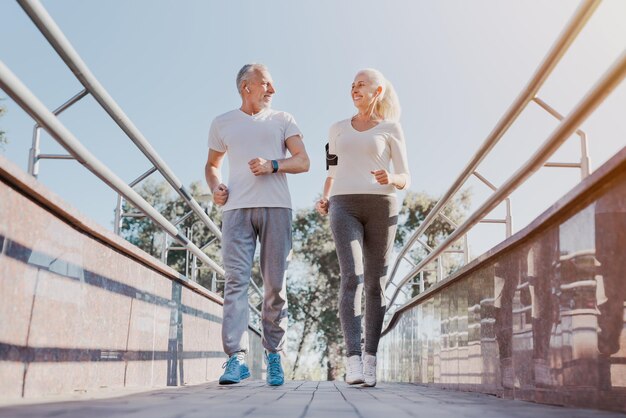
[315,198,329,216]
[371,169,392,185]
[371,170,406,189]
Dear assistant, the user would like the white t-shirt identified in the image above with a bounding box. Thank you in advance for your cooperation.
[208,108,303,211]
[327,118,410,197]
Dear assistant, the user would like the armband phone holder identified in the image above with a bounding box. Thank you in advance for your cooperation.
[325,143,338,170]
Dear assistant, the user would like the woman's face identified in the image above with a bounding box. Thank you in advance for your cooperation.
[351,72,381,109]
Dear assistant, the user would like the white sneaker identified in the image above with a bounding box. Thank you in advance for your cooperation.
[345,355,364,384]
[362,353,377,387]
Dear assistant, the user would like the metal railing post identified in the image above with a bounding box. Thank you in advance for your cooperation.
[115,167,158,236]
[18,0,222,240]
[185,227,191,278]
[0,60,228,275]
[580,131,591,179]
[161,231,168,264]
[28,124,40,177]
[27,88,88,178]
[532,96,591,180]
[383,49,626,320]
[114,194,123,235]
[463,234,470,264]
[505,198,513,238]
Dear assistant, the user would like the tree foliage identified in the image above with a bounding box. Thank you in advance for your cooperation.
[395,189,472,294]
[288,189,471,379]
[290,207,343,380]
[120,179,225,291]
[118,179,472,381]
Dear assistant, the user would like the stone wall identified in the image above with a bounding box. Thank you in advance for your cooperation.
[0,155,262,401]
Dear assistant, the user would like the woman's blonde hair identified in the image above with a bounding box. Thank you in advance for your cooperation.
[358,68,401,122]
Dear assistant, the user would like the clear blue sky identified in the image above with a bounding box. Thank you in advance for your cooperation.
[1,0,625,257]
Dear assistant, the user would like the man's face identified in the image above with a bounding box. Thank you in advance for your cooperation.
[245,70,275,109]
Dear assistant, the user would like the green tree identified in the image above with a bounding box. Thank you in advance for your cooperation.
[119,180,472,381]
[288,190,471,379]
[120,179,225,291]
[395,189,472,294]
[290,206,343,380]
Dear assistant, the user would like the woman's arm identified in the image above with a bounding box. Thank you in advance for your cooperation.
[389,123,411,190]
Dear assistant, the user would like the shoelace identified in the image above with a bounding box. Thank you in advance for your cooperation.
[222,356,239,375]
[267,356,281,377]
[363,359,376,376]
[348,359,362,375]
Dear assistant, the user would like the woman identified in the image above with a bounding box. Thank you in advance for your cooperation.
[316,69,410,387]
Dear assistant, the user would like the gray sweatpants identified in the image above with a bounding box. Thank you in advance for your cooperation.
[329,194,398,356]
[221,207,292,356]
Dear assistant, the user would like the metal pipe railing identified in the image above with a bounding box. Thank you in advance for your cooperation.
[0,60,225,278]
[113,167,158,234]
[532,96,591,179]
[385,0,601,290]
[384,50,626,321]
[17,0,221,241]
[28,88,87,177]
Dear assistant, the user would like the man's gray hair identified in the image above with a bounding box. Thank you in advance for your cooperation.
[236,63,269,95]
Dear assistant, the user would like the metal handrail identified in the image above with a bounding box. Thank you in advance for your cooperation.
[113,167,157,235]
[17,0,221,241]
[384,50,626,325]
[0,60,225,278]
[532,97,591,179]
[28,88,87,177]
[0,60,269,324]
[385,0,600,293]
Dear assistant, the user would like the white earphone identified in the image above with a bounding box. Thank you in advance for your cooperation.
[245,86,250,93]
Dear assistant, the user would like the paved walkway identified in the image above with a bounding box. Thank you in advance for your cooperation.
[0,380,622,418]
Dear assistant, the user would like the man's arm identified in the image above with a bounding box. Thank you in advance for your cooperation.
[281,135,310,173]
[248,135,310,176]
[205,148,229,206]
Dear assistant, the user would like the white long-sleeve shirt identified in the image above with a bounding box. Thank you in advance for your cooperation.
[327,118,411,197]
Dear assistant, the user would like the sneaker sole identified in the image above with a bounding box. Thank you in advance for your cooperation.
[346,379,364,385]
[362,382,376,387]
[220,373,249,385]
[219,378,240,385]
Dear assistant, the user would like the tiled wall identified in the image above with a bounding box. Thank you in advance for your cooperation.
[0,157,262,400]
[379,150,626,412]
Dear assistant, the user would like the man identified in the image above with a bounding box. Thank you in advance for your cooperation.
[205,63,309,386]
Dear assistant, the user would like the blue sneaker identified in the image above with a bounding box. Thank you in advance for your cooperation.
[219,353,250,385]
[266,352,284,386]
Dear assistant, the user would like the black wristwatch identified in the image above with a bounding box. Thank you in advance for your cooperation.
[271,160,279,173]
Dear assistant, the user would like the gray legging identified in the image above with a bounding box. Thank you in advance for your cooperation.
[329,194,398,356]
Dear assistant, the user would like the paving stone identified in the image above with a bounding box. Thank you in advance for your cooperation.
[0,380,623,418]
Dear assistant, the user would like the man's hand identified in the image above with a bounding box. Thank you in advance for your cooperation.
[315,198,329,216]
[212,184,229,206]
[248,157,273,176]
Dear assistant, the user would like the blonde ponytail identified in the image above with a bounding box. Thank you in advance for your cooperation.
[359,68,401,122]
